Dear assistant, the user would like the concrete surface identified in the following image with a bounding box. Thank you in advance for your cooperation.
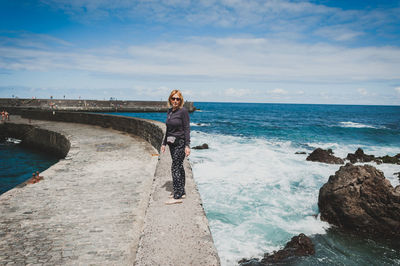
[134,146,220,266]
[0,115,220,265]
[0,116,159,265]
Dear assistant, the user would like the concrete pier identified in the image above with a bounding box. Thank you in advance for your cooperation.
[0,98,196,113]
[0,114,219,265]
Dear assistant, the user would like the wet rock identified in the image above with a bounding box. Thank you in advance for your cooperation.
[239,234,315,265]
[306,148,344,164]
[295,151,307,154]
[238,258,260,265]
[376,155,400,164]
[261,234,315,264]
[346,148,375,163]
[318,163,400,238]
[192,143,209,150]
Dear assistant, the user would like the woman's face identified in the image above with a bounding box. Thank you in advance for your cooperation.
[171,93,181,108]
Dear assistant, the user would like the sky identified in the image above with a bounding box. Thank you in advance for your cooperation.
[0,0,400,105]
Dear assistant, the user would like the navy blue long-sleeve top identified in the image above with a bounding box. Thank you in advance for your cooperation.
[163,107,191,147]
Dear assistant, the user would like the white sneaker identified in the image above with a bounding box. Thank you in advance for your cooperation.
[165,198,183,205]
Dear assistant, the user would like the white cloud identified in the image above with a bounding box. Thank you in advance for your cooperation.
[314,26,364,42]
[268,88,287,95]
[35,0,400,47]
[357,88,368,95]
[224,87,251,97]
[1,35,400,85]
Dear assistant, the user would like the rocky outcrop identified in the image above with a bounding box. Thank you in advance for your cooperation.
[261,233,315,264]
[346,148,375,163]
[377,154,400,164]
[318,163,400,238]
[295,151,307,154]
[306,148,344,164]
[239,234,315,265]
[346,148,400,165]
[192,143,209,150]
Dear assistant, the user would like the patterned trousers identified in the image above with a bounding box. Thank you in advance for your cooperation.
[168,138,186,199]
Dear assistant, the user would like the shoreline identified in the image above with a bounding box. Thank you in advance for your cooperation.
[0,113,219,265]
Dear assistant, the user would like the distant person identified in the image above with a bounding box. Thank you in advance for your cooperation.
[35,171,43,182]
[5,111,9,121]
[1,111,4,122]
[161,90,191,205]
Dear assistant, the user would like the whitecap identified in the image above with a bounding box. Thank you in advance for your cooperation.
[190,122,210,127]
[339,121,377,129]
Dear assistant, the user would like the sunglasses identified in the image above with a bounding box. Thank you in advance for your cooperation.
[171,97,181,101]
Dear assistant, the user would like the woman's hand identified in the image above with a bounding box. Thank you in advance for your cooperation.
[161,145,166,153]
[185,146,191,157]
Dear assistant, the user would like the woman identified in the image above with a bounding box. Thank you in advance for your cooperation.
[161,90,191,205]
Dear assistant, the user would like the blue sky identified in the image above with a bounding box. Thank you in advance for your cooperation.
[0,0,400,105]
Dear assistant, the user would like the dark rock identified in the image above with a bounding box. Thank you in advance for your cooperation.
[238,258,260,265]
[346,148,375,163]
[295,151,307,154]
[192,143,209,150]
[238,234,315,265]
[306,148,344,164]
[318,163,400,238]
[376,155,400,164]
[260,234,315,264]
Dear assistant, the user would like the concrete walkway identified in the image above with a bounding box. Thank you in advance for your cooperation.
[0,117,159,265]
[135,147,220,266]
[0,116,220,265]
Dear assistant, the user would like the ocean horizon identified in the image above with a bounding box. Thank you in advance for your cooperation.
[1,102,400,265]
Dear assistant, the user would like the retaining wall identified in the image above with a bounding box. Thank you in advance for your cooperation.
[18,110,165,152]
[0,123,70,158]
[0,98,195,113]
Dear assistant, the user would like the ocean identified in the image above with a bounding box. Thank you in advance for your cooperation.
[0,140,58,195]
[1,103,399,265]
[112,102,400,265]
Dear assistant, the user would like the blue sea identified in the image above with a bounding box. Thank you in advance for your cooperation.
[0,140,58,195]
[112,102,400,265]
[1,103,399,265]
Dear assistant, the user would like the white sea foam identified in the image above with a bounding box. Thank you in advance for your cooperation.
[191,131,400,265]
[339,121,377,128]
[190,131,334,265]
[190,122,210,127]
[6,138,21,144]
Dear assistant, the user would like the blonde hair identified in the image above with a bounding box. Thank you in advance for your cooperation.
[167,90,184,108]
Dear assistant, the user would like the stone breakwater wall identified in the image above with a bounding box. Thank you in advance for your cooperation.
[19,109,165,151]
[0,98,195,113]
[0,123,70,158]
